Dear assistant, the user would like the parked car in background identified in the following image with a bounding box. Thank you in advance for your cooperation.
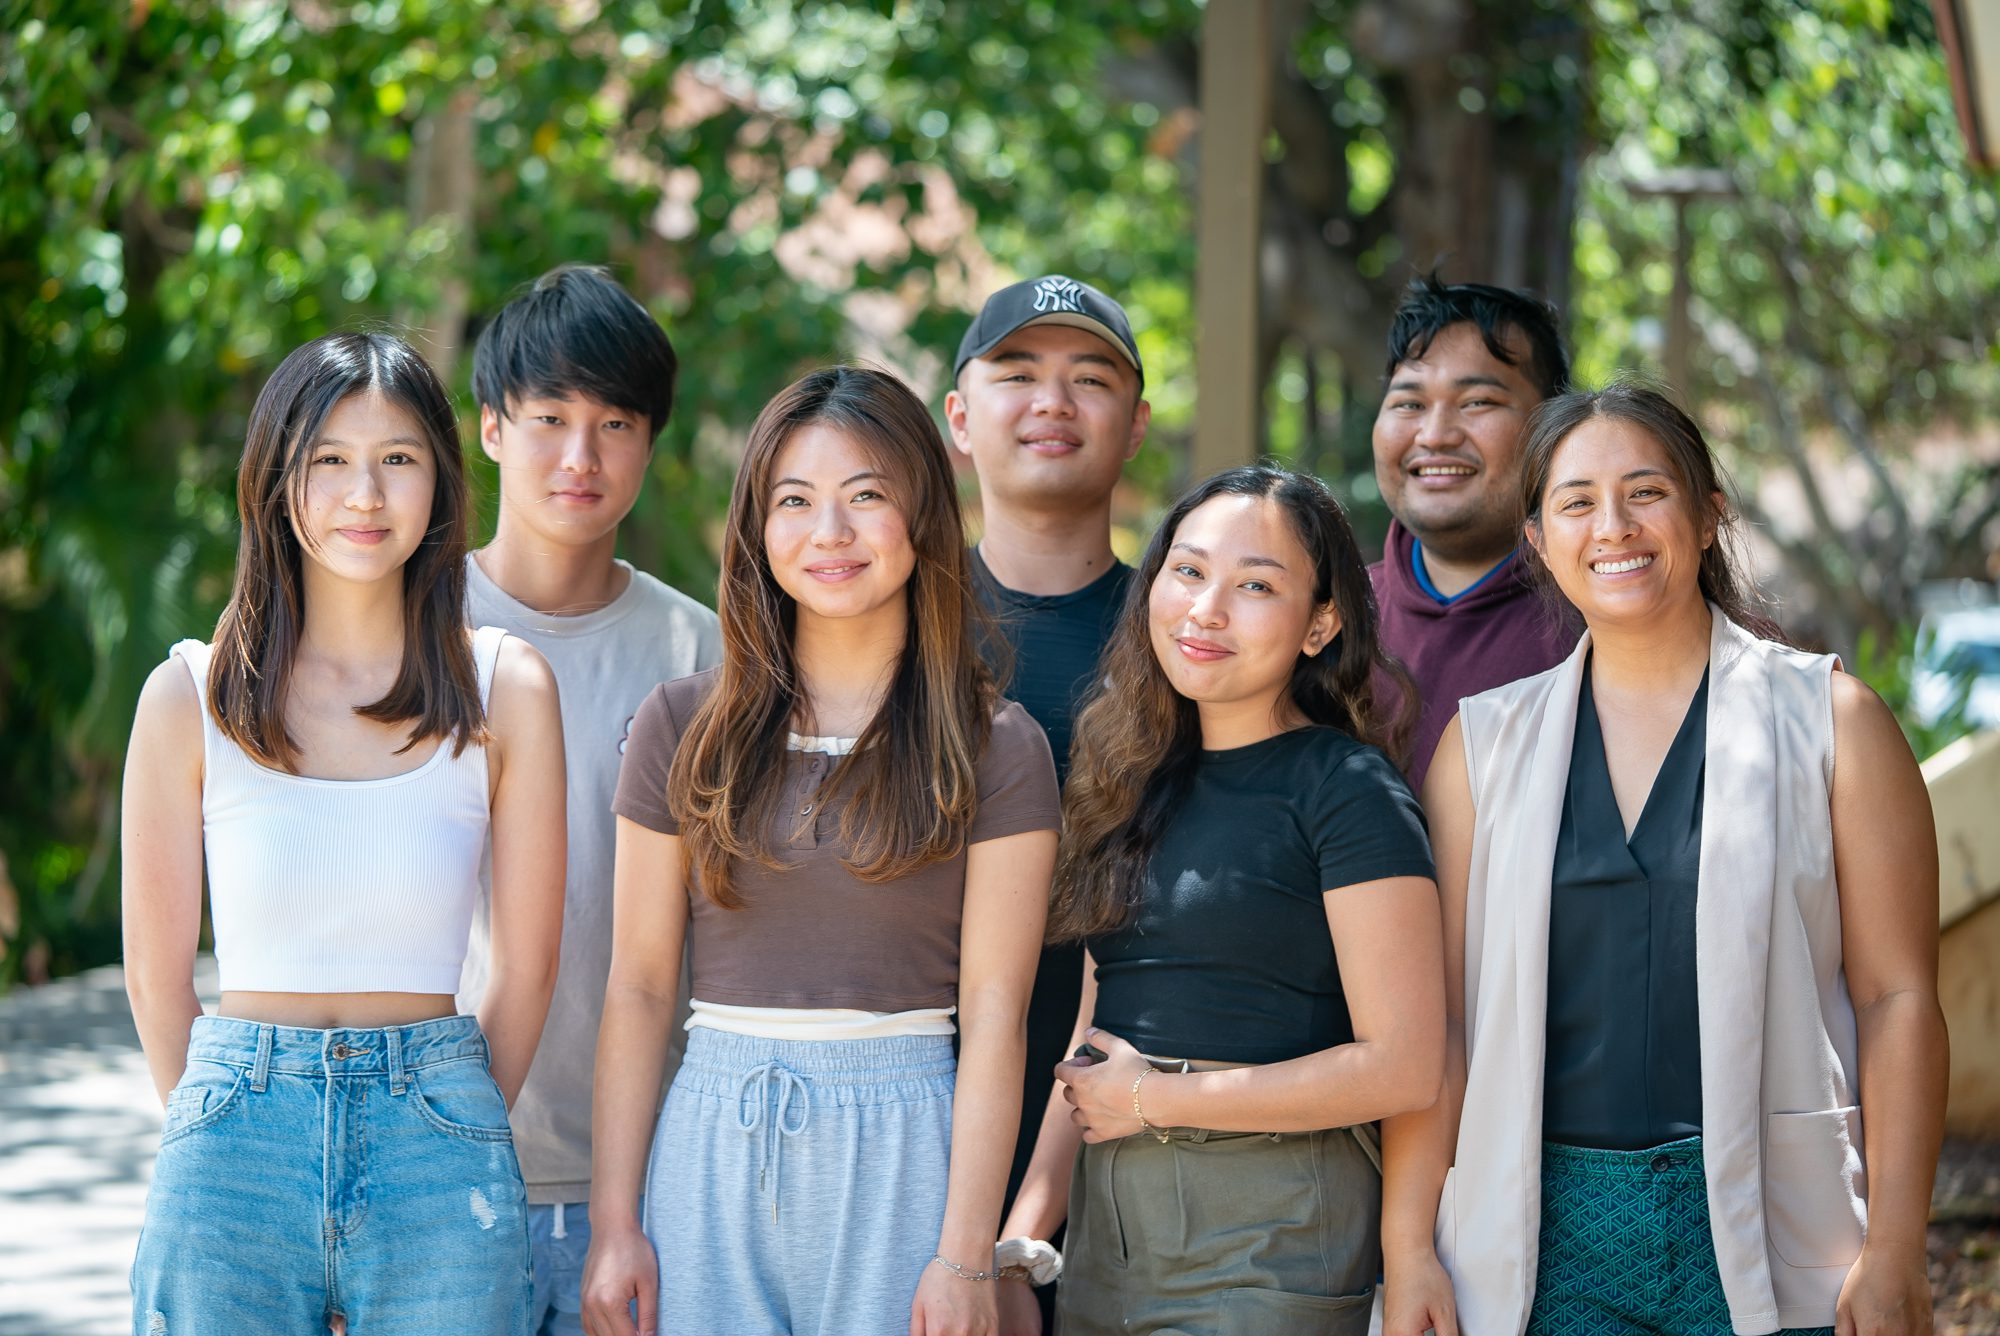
[1913,601,2000,731]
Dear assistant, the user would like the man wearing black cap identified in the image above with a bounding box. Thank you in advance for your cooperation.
[946,275,1149,1330]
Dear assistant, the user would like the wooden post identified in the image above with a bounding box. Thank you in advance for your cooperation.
[1624,169,1736,403]
[1194,0,1269,479]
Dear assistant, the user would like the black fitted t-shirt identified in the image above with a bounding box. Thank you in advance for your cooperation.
[1089,726,1436,1066]
[969,550,1132,1213]
[970,550,1131,784]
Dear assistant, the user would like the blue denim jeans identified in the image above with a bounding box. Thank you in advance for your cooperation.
[527,1204,588,1336]
[132,1015,531,1335]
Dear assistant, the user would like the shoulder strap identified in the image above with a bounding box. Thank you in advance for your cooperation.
[472,625,508,709]
[170,639,215,715]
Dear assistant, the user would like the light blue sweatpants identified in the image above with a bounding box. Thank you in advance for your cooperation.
[644,1027,955,1335]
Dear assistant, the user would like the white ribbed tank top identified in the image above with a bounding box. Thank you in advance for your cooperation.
[171,626,507,993]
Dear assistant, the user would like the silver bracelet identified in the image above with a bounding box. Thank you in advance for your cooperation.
[930,1252,1002,1282]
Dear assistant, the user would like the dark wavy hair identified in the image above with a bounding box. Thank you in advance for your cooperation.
[665,366,997,908]
[1519,378,1788,643]
[1048,465,1415,942]
[1383,270,1571,400]
[208,332,483,771]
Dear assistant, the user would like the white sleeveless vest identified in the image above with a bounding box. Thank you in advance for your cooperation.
[173,625,507,994]
[1440,611,1865,1336]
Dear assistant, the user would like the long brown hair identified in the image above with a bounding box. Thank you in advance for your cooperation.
[1518,379,1789,643]
[666,365,996,908]
[1049,465,1415,942]
[209,332,484,771]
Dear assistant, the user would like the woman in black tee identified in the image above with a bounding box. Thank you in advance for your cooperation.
[1017,465,1444,1335]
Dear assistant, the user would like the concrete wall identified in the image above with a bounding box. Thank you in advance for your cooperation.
[1928,730,2000,1136]
[1943,892,2000,1138]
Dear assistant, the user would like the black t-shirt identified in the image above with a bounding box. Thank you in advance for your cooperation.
[970,549,1131,783]
[1089,726,1435,1066]
[969,548,1131,1213]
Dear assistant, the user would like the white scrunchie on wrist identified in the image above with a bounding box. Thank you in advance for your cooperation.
[994,1236,1062,1286]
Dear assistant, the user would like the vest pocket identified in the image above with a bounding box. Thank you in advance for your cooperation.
[1764,1106,1867,1269]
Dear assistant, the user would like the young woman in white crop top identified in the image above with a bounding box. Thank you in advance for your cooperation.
[121,332,567,1335]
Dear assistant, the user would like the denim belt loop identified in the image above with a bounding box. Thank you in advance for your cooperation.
[386,1026,407,1096]
[250,1024,274,1093]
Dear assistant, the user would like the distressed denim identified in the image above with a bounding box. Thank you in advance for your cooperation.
[131,1015,531,1336]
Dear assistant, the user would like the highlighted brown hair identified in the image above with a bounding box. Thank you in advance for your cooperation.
[208,332,484,771]
[666,366,995,908]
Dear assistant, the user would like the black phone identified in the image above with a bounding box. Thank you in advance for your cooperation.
[1071,1042,1108,1065]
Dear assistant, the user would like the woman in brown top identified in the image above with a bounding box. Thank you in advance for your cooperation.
[580,366,1060,1336]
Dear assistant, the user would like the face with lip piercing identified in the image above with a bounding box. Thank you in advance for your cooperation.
[1147,493,1338,730]
[292,390,437,588]
[1527,416,1717,629]
[763,421,918,632]
[1372,322,1545,564]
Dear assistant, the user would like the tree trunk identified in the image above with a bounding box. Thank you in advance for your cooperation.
[401,87,479,384]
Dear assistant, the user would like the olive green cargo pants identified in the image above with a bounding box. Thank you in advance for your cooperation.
[1056,1124,1380,1336]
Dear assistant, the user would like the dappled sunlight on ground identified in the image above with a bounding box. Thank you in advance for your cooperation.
[0,960,214,1336]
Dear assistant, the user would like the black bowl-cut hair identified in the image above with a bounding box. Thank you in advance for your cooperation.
[472,264,678,440]
[1382,271,1570,402]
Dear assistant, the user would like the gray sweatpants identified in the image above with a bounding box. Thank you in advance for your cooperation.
[644,1026,955,1335]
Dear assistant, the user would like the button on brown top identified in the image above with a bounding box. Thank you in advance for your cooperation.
[614,669,1060,1011]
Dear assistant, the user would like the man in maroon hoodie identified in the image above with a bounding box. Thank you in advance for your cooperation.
[1370,275,1581,786]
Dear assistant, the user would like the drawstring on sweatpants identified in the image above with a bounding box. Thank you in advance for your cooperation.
[735,1061,812,1222]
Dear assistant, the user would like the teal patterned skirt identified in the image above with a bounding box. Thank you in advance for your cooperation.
[1526,1137,1836,1336]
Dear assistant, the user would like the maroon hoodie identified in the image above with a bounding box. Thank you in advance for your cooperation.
[1370,518,1580,789]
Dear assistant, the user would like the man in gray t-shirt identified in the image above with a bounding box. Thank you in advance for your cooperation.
[456,265,719,1336]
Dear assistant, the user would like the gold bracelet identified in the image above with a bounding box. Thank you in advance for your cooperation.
[1131,1068,1170,1143]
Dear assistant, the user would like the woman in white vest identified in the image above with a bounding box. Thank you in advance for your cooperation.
[1379,381,1944,1336]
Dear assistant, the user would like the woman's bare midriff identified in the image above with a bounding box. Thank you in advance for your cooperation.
[218,992,459,1030]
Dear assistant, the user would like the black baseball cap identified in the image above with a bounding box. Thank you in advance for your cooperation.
[953,275,1143,385]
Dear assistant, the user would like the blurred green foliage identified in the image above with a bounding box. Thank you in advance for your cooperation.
[2,0,1994,981]
[1572,0,2000,645]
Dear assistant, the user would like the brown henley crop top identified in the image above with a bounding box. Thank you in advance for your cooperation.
[611,668,1061,1011]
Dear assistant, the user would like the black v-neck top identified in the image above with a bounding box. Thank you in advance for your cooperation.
[1542,666,1709,1151]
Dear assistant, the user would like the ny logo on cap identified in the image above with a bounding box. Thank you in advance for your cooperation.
[1032,277,1084,314]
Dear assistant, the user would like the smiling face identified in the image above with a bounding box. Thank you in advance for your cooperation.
[946,322,1149,514]
[1372,321,1544,562]
[480,392,651,549]
[1528,417,1717,629]
[291,390,438,586]
[763,422,918,631]
[1147,493,1339,732]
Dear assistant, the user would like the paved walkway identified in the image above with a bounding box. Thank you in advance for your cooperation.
[4,962,1994,1334]
[0,959,216,1336]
